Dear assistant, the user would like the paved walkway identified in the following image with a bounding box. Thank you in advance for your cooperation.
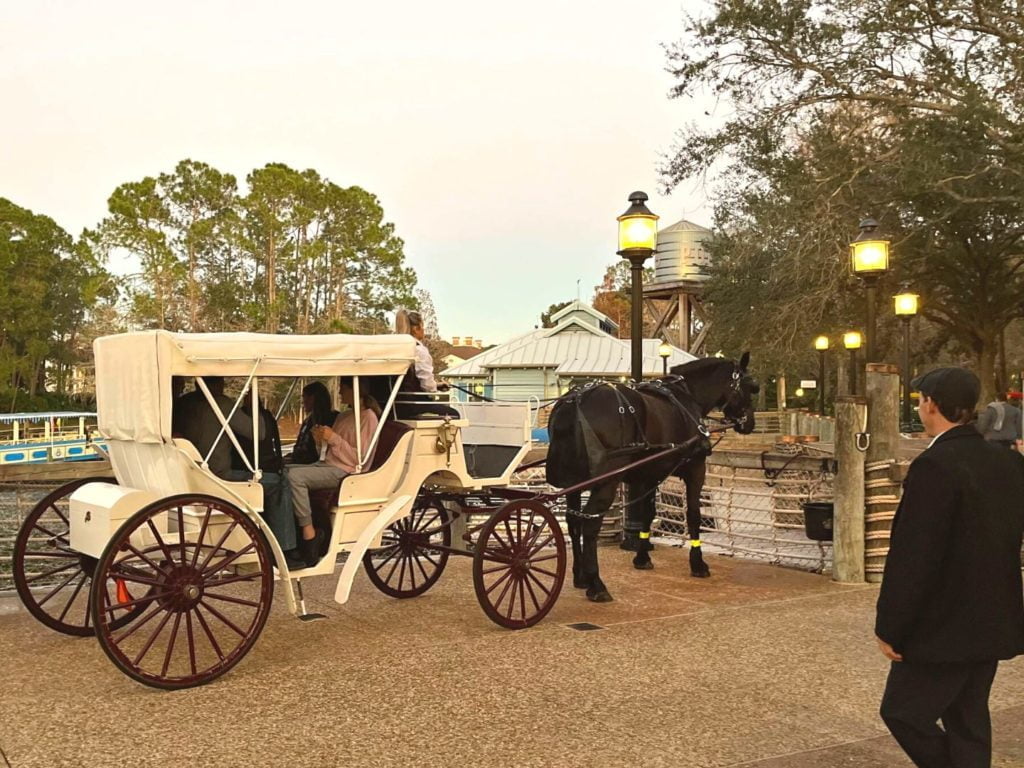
[2,546,1023,768]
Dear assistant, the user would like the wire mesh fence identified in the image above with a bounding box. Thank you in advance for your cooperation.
[654,447,836,573]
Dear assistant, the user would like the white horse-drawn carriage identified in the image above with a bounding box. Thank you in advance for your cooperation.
[12,331,567,688]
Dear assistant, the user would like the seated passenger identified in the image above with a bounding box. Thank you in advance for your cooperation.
[394,309,458,420]
[226,399,298,555]
[171,376,264,479]
[286,376,381,568]
[288,381,339,465]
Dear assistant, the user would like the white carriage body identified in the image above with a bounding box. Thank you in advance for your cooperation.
[73,330,531,614]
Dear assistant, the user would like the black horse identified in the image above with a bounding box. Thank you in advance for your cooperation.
[546,354,759,602]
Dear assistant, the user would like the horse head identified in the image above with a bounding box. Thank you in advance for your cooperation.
[721,351,759,434]
[669,352,759,435]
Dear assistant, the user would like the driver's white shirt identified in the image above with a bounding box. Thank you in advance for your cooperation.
[414,340,438,392]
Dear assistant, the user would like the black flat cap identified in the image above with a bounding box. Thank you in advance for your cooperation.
[910,367,980,412]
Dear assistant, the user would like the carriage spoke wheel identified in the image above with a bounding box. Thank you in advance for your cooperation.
[473,500,565,629]
[90,495,273,689]
[363,497,451,598]
[10,476,140,636]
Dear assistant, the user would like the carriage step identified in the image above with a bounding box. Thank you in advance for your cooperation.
[566,622,605,632]
[298,613,328,622]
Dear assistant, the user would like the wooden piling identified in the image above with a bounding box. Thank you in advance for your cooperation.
[864,364,901,583]
[833,395,867,583]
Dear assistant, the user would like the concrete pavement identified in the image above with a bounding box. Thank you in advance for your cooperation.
[2,545,1023,768]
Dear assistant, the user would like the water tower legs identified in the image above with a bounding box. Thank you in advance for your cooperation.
[644,281,710,357]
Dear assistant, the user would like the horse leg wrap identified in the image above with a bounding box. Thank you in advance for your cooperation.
[637,530,654,552]
[690,539,701,548]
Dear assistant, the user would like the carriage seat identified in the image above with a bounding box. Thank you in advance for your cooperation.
[169,438,265,510]
[307,420,413,530]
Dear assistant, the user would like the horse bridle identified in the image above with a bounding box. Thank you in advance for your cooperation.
[666,366,749,433]
[727,367,749,427]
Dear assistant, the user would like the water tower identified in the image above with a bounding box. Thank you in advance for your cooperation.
[643,218,713,355]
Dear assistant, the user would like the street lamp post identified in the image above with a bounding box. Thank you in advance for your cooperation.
[850,218,891,363]
[814,335,829,416]
[617,191,659,382]
[844,331,863,395]
[658,340,672,376]
[894,286,920,429]
[617,192,659,553]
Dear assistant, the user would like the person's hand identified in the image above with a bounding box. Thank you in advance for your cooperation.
[313,426,331,442]
[876,636,903,662]
[437,382,450,392]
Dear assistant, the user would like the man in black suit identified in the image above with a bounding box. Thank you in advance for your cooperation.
[876,367,1024,767]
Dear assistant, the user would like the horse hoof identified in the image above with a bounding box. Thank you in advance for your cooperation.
[690,568,711,579]
[587,589,613,603]
[633,558,654,570]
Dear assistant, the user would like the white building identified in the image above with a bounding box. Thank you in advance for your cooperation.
[440,301,696,403]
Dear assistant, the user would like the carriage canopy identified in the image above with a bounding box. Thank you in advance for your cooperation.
[94,330,417,444]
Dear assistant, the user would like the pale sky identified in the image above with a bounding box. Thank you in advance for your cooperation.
[1,0,713,344]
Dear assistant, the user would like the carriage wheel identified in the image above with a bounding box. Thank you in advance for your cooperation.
[363,496,451,598]
[10,476,139,636]
[90,495,273,690]
[473,499,565,629]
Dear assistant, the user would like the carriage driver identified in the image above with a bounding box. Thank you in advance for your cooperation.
[394,309,444,392]
[394,309,457,419]
[285,376,381,568]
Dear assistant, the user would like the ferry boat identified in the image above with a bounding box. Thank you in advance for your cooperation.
[0,411,107,466]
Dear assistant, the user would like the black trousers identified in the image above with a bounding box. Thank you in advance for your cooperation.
[880,659,999,768]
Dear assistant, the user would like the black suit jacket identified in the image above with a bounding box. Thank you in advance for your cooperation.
[875,424,1024,663]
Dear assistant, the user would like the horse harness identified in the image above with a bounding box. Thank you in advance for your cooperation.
[566,382,642,471]
[569,379,712,472]
[637,377,711,438]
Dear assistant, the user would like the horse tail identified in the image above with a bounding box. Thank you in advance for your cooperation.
[545,396,589,488]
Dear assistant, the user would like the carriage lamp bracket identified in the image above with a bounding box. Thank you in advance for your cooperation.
[435,417,458,466]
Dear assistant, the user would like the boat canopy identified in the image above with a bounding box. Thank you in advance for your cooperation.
[94,330,416,444]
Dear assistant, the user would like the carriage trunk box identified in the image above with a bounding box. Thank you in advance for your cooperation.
[70,483,163,559]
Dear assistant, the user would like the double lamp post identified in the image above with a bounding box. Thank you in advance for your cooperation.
[814,219,919,426]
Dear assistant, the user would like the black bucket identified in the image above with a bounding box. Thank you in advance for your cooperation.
[802,502,834,541]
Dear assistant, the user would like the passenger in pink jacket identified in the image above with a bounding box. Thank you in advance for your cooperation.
[286,377,380,568]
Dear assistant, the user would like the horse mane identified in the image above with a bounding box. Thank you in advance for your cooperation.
[670,357,732,377]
